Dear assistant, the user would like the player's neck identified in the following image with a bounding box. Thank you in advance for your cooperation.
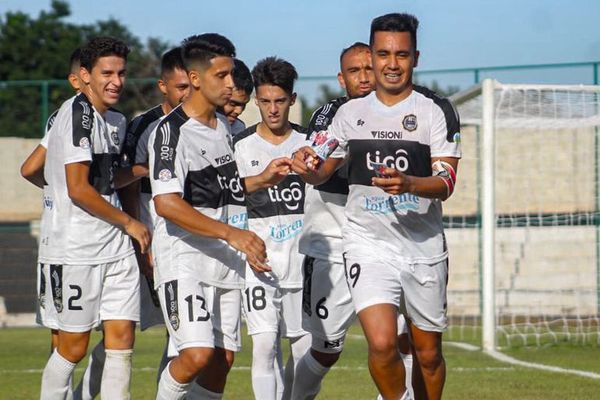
[161,102,173,115]
[257,121,292,145]
[182,92,218,129]
[82,88,109,115]
[375,84,413,107]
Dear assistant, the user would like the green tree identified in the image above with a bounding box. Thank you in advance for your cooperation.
[0,0,169,138]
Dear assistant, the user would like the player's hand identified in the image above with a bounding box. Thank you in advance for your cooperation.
[371,168,413,195]
[225,227,272,273]
[291,146,319,175]
[260,157,292,187]
[135,250,154,279]
[124,218,151,253]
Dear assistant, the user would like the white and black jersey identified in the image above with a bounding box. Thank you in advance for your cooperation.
[45,93,133,264]
[149,106,245,289]
[233,124,308,288]
[122,104,164,196]
[38,109,60,264]
[299,97,349,263]
[330,88,461,264]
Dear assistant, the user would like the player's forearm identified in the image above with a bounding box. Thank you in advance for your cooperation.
[21,168,45,189]
[154,195,233,241]
[243,175,271,193]
[118,181,141,220]
[114,164,148,189]
[68,183,132,228]
[407,175,453,200]
[21,145,47,188]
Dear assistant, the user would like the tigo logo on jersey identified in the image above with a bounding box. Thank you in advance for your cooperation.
[270,219,303,243]
[158,169,172,182]
[217,172,245,202]
[363,194,420,214]
[366,149,409,172]
[268,182,303,211]
[402,114,418,131]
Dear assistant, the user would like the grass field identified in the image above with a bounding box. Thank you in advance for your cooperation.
[1,325,599,399]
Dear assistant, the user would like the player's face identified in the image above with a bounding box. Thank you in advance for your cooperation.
[371,31,419,101]
[83,55,126,109]
[255,84,295,132]
[338,48,374,99]
[222,88,250,124]
[191,56,234,108]
[159,67,190,109]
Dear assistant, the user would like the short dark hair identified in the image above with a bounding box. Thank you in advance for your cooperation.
[369,13,419,50]
[161,46,185,78]
[80,37,129,71]
[232,59,253,95]
[69,48,81,73]
[339,42,370,66]
[252,57,298,96]
[181,33,236,71]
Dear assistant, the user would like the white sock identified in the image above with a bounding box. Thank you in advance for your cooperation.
[274,338,285,400]
[290,350,330,400]
[65,375,73,400]
[187,383,223,399]
[376,392,411,400]
[157,340,171,385]
[283,334,312,400]
[251,332,279,400]
[156,362,191,400]
[41,349,77,400]
[400,352,413,396]
[73,340,105,400]
[100,349,133,399]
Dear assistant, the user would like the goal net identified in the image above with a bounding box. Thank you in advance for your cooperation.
[445,80,600,349]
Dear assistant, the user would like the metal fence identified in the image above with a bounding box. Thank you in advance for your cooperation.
[0,61,598,138]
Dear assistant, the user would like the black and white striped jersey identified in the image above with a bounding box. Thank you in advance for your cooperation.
[45,93,133,264]
[233,124,307,288]
[148,106,245,289]
[299,97,349,263]
[330,88,461,264]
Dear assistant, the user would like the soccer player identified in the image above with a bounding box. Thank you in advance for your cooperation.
[233,57,311,400]
[21,48,83,354]
[71,46,191,399]
[220,58,253,136]
[292,41,414,400]
[40,36,150,400]
[149,33,291,400]
[292,13,461,400]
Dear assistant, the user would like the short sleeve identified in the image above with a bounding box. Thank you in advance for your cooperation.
[429,100,462,159]
[148,121,187,198]
[63,99,93,165]
[329,108,349,159]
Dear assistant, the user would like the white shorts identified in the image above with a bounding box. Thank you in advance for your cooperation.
[343,256,448,333]
[301,256,355,353]
[158,279,242,353]
[36,263,59,330]
[243,282,307,339]
[139,274,164,331]
[50,254,141,333]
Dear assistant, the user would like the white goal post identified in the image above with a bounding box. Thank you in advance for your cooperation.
[448,79,600,351]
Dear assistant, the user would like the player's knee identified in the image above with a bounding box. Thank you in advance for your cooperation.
[58,340,88,363]
[104,320,136,349]
[368,333,398,360]
[224,350,235,369]
[180,347,214,374]
[311,349,341,368]
[414,347,443,372]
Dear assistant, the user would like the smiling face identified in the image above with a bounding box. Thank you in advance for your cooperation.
[80,55,126,112]
[158,67,190,110]
[255,84,295,133]
[371,30,419,104]
[338,47,375,99]
[222,88,250,124]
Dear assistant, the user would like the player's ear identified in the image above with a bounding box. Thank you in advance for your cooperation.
[157,79,167,96]
[79,66,91,85]
[188,70,201,90]
[337,72,347,90]
[290,92,297,106]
